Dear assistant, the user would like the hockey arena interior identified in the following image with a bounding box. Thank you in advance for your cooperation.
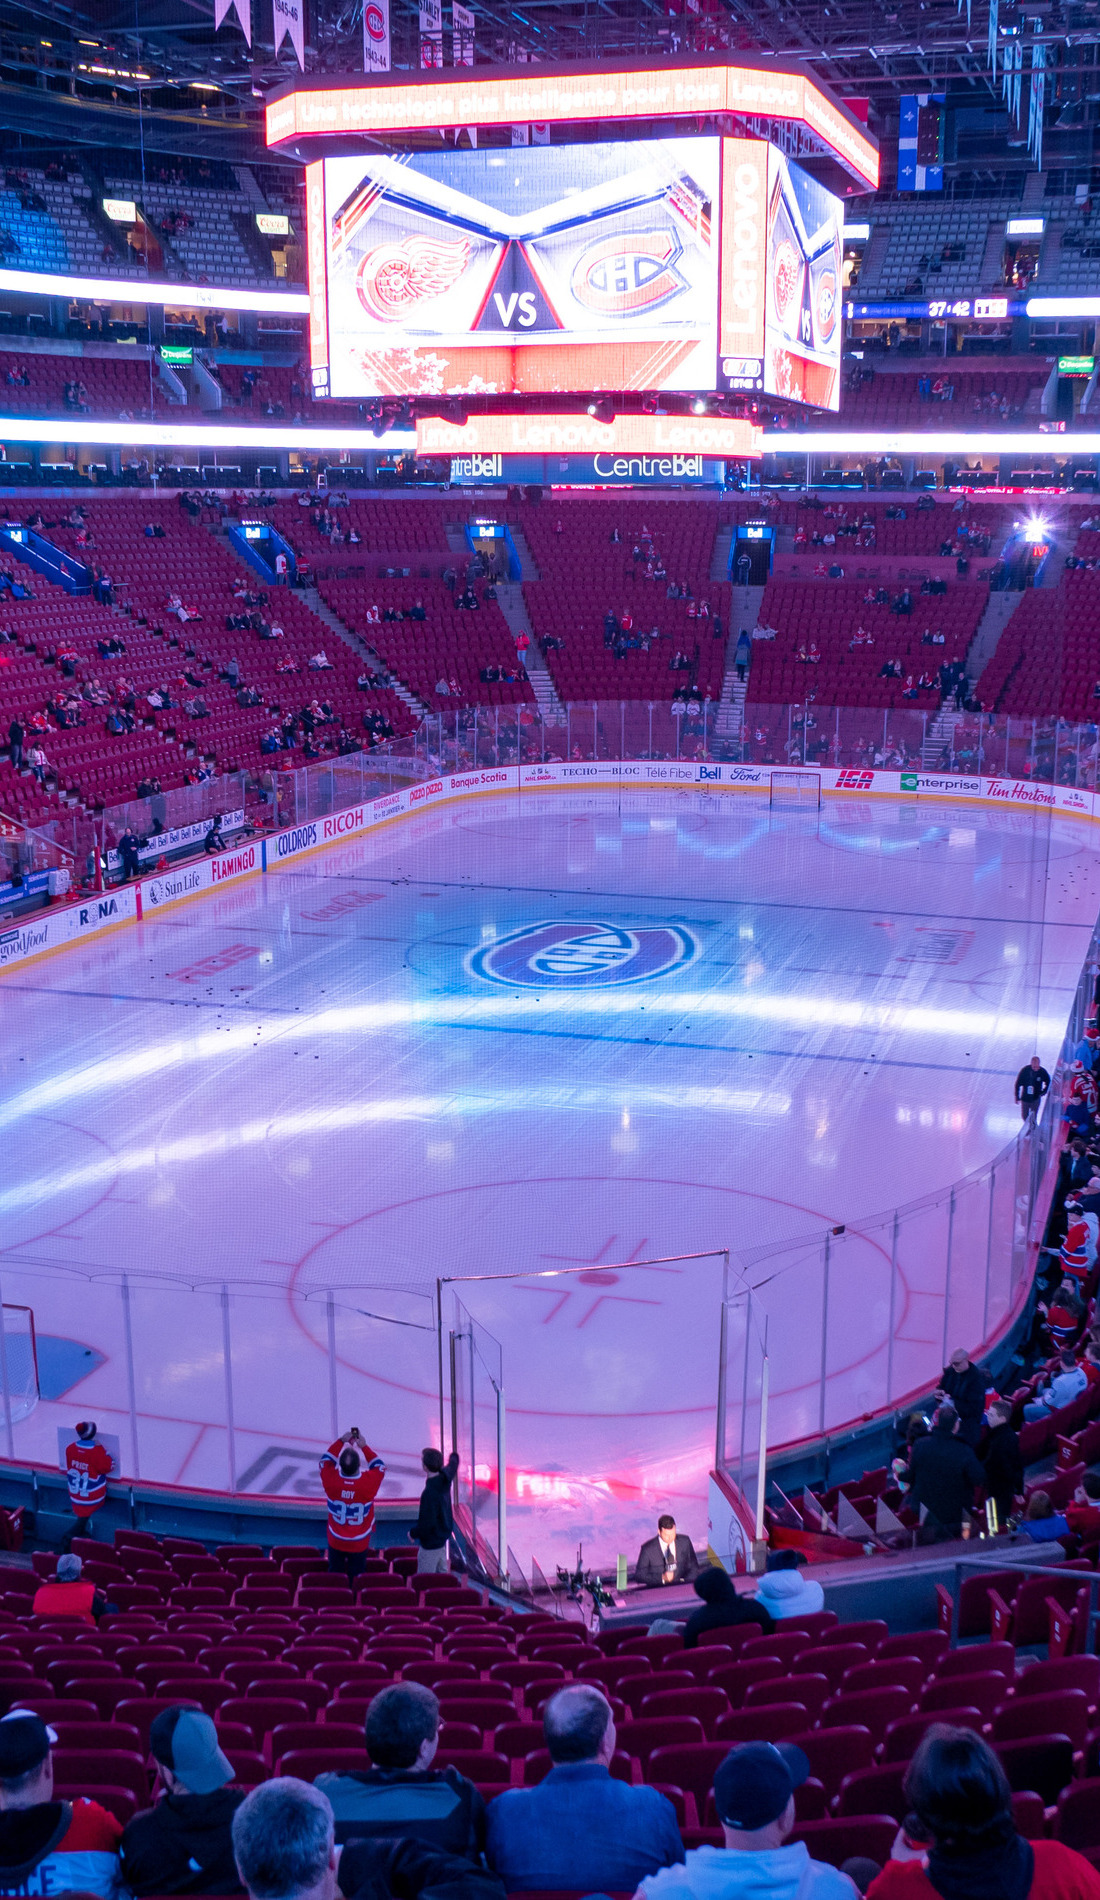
[5,0,1100,1894]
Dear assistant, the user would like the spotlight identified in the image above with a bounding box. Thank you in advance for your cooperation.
[586,397,615,423]
[691,396,711,416]
[1023,516,1049,544]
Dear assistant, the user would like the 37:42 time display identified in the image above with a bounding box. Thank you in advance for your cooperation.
[927,297,1009,320]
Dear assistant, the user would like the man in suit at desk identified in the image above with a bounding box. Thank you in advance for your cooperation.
[635,1515,700,1588]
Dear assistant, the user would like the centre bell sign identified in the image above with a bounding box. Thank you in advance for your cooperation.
[446,451,725,485]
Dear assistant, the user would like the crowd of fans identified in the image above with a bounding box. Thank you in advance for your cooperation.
[0,1667,1096,1900]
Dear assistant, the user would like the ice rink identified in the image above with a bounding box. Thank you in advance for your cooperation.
[0,784,1096,1576]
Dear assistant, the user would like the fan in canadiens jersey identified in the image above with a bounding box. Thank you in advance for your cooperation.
[319,1428,386,1580]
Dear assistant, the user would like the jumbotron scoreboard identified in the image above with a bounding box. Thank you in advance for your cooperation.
[267,55,878,417]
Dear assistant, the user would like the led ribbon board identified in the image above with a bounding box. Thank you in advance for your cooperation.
[0,266,309,316]
[266,57,879,191]
[415,411,762,457]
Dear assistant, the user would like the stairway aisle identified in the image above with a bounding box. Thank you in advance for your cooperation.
[964,588,1022,701]
[714,585,765,738]
[495,580,563,720]
[298,585,427,719]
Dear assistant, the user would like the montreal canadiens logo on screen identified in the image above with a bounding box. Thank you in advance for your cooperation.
[570,230,687,317]
[364,2,386,38]
[466,921,698,989]
[357,235,470,321]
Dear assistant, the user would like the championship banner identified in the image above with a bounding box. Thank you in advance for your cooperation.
[419,0,443,67]
[214,0,251,44]
[363,0,390,72]
[273,0,304,67]
[452,0,475,66]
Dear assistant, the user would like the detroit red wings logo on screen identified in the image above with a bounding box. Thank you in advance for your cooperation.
[569,230,687,317]
[356,234,471,321]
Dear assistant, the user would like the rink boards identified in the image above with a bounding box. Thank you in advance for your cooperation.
[0,758,1095,977]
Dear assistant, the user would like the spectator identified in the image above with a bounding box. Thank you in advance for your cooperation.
[936,1348,987,1446]
[1024,1349,1088,1420]
[1065,1472,1100,1542]
[1060,1197,1098,1287]
[410,1446,459,1574]
[1019,1490,1070,1544]
[683,1564,775,1648]
[1015,1055,1050,1126]
[121,1709,245,1896]
[1043,1279,1087,1351]
[734,629,752,682]
[865,1725,1100,1896]
[635,1741,857,1898]
[62,1419,113,1534]
[7,718,23,770]
[232,1778,500,1900]
[978,1400,1022,1530]
[31,1553,112,1623]
[905,1405,984,1540]
[486,1684,683,1892]
[0,1708,123,1898]
[317,1427,384,1582]
[752,1548,825,1620]
[316,1683,484,1856]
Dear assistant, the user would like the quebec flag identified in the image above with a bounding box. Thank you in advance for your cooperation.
[898,94,945,192]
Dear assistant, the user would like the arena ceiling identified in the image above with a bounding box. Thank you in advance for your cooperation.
[0,0,1096,170]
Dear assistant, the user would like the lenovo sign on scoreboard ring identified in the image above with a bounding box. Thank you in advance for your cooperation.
[308,136,843,409]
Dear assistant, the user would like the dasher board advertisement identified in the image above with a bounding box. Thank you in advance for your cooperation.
[318,139,720,396]
[763,147,842,412]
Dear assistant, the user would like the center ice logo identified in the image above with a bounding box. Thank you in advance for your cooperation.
[466,921,698,988]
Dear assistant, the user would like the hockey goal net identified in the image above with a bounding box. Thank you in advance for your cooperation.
[769,769,822,808]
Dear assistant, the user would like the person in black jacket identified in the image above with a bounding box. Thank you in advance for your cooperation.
[635,1516,700,1588]
[907,1405,985,1540]
[232,1778,503,1900]
[979,1400,1023,1530]
[1015,1055,1050,1125]
[315,1683,485,1857]
[682,1563,775,1648]
[121,1708,245,1895]
[410,1446,459,1574]
[936,1348,988,1446]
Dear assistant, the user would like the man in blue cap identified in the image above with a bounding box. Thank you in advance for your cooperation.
[634,1741,859,1897]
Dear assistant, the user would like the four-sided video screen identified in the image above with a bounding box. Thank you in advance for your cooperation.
[308,136,842,410]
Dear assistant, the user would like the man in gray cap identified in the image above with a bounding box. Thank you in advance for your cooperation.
[31,1554,114,1624]
[121,1708,246,1896]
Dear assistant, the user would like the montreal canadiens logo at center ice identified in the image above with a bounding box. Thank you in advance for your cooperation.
[466,921,698,988]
